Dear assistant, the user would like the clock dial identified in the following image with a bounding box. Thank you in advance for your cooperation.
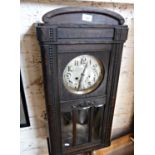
[63,55,104,94]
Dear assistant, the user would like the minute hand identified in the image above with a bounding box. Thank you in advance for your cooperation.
[78,63,88,90]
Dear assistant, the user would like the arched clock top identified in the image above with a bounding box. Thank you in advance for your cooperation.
[42,7,125,25]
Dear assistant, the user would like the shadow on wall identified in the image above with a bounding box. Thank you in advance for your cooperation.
[20,23,49,154]
[111,120,133,140]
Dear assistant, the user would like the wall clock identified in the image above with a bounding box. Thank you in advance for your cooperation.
[36,7,128,155]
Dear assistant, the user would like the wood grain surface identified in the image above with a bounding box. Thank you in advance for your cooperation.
[92,134,133,155]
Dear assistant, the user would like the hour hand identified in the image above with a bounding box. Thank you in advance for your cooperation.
[78,63,88,90]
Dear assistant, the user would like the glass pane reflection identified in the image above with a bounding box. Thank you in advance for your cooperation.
[61,112,73,148]
[92,105,104,141]
[61,104,104,148]
[76,107,89,145]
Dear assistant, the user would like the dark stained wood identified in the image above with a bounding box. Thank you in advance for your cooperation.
[72,107,77,146]
[36,6,128,155]
[42,7,125,25]
[88,106,94,142]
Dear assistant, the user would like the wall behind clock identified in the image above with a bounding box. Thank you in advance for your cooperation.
[20,0,134,155]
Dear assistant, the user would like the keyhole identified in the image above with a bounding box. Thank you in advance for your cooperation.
[75,77,79,80]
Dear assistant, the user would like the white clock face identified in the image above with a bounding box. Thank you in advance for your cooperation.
[63,55,104,95]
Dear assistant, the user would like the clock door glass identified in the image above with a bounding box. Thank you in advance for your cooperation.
[61,104,105,148]
[63,55,104,94]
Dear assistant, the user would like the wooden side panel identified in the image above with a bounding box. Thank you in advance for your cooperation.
[40,44,62,155]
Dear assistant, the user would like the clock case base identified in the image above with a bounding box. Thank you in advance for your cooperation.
[36,7,128,155]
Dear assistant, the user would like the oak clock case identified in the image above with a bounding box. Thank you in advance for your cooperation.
[36,7,128,155]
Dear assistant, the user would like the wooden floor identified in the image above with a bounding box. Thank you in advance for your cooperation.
[92,134,134,155]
